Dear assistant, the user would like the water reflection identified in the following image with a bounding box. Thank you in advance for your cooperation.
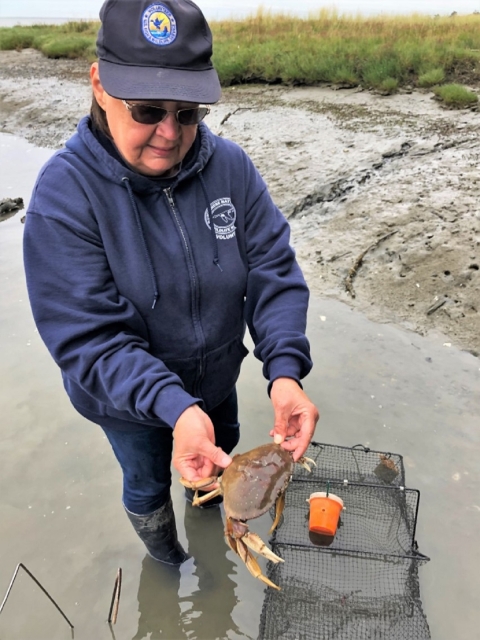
[182,504,241,639]
[134,503,241,640]
[133,558,183,640]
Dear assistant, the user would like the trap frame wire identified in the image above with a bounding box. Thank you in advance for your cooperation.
[258,442,431,640]
[0,563,74,636]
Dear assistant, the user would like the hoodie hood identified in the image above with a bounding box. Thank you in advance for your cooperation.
[66,116,216,193]
[64,116,219,310]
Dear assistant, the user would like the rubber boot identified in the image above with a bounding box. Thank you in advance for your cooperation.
[124,498,189,565]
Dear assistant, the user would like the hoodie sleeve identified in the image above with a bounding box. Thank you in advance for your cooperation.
[23,171,199,429]
[241,155,312,388]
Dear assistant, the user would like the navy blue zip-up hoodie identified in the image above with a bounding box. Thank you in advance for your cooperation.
[23,116,312,430]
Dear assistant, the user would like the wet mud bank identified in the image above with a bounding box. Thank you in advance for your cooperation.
[1,49,479,356]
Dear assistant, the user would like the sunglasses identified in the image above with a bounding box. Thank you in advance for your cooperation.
[122,100,210,126]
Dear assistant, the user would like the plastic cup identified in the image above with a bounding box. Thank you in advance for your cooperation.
[307,492,344,536]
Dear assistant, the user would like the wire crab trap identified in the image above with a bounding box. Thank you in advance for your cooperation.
[258,442,431,640]
[291,442,405,487]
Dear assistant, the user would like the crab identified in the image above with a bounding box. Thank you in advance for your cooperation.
[180,442,315,590]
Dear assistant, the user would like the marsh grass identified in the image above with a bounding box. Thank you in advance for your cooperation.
[418,68,446,87]
[433,83,479,107]
[0,21,98,60]
[1,11,479,98]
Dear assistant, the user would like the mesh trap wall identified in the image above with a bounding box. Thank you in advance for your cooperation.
[259,548,430,640]
[258,442,430,640]
[272,480,420,557]
[292,442,405,487]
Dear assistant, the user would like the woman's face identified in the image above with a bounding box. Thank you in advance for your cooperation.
[90,63,198,177]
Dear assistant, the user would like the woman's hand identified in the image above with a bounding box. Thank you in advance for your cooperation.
[269,377,319,461]
[173,404,232,483]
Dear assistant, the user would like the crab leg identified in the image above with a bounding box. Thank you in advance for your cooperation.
[235,538,281,591]
[191,488,222,507]
[298,456,316,472]
[269,492,285,534]
[225,526,282,590]
[179,476,217,490]
[178,476,221,506]
[225,532,239,555]
[242,532,284,564]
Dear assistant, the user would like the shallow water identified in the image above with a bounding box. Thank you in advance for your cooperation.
[0,132,479,639]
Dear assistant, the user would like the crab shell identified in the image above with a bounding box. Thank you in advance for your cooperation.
[180,442,311,590]
[221,443,293,521]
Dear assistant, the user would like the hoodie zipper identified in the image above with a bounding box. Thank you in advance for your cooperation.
[164,187,206,384]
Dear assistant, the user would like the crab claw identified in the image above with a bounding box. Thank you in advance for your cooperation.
[242,532,284,564]
[235,538,281,591]
[297,456,316,473]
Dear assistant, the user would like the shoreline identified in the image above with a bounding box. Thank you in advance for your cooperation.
[1,49,479,357]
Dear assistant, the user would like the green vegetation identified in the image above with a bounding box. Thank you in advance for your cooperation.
[418,68,446,87]
[0,21,97,59]
[433,83,479,107]
[0,11,479,105]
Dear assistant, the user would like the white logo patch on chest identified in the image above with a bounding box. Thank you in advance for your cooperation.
[204,198,237,240]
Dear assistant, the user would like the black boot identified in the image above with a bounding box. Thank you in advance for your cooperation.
[124,498,189,565]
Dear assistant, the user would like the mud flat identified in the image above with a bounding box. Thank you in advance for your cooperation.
[1,48,479,356]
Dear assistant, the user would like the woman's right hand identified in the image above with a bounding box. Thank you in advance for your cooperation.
[172,404,232,483]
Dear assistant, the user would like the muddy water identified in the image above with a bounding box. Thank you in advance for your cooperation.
[0,133,479,639]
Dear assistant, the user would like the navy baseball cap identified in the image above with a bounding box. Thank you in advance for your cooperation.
[96,0,221,103]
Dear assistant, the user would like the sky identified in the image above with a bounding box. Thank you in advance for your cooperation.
[0,0,477,21]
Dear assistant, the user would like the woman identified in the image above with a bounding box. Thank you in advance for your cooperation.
[23,0,319,565]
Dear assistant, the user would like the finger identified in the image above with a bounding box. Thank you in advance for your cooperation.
[285,441,308,462]
[200,441,232,469]
[279,437,300,453]
[279,429,311,461]
[177,458,215,483]
[271,425,298,441]
[272,414,289,441]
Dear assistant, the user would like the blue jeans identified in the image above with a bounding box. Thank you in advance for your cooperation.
[91,389,240,515]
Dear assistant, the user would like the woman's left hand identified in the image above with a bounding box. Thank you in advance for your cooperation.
[269,377,319,461]
[173,404,232,484]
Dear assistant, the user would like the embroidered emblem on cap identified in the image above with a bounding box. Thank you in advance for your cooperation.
[205,198,237,240]
[142,4,177,46]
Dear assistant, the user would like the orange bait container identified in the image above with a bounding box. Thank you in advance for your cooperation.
[307,492,344,536]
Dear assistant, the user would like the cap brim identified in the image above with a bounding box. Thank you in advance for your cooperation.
[98,59,221,104]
